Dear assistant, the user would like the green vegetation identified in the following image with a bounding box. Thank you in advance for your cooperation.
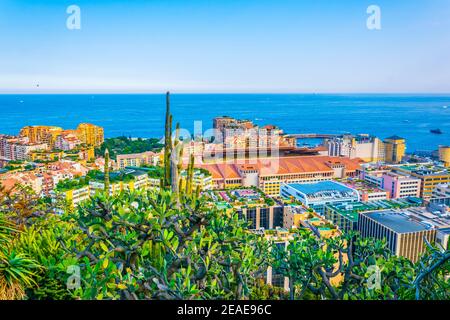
[56,177,90,192]
[86,169,135,184]
[4,165,19,171]
[95,136,163,160]
[196,167,212,177]
[142,165,164,179]
[1,185,448,300]
[272,229,449,300]
[8,160,24,165]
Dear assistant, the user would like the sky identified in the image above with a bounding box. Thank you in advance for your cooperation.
[0,0,450,93]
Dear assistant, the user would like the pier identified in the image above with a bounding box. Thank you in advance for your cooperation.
[286,133,339,139]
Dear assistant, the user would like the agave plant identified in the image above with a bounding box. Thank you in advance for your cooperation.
[0,249,41,300]
[0,212,42,300]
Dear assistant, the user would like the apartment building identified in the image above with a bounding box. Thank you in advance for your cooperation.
[325,134,385,162]
[384,136,406,164]
[393,165,450,199]
[0,135,48,161]
[19,126,63,147]
[116,151,159,169]
[382,171,421,199]
[76,123,104,147]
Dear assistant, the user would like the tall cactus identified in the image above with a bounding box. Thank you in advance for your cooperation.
[171,122,182,197]
[163,92,172,189]
[104,148,110,195]
[186,153,195,196]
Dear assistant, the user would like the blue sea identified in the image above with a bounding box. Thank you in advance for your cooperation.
[0,94,449,153]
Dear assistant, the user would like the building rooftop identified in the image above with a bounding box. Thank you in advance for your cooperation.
[385,135,405,141]
[288,181,354,195]
[438,227,450,234]
[364,206,450,233]
[342,179,386,193]
[326,198,424,222]
[285,181,359,202]
[208,187,274,208]
[199,156,362,180]
[396,164,449,176]
[365,210,428,233]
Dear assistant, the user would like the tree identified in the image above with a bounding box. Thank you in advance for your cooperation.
[62,189,269,300]
[271,229,418,300]
[412,239,450,300]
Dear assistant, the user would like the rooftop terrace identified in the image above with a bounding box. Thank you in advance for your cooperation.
[208,187,275,208]
[397,164,449,176]
[325,198,423,222]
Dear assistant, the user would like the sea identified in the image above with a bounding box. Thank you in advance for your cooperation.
[0,94,449,153]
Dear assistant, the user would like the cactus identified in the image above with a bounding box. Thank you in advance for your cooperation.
[163,92,172,189]
[104,148,110,194]
[186,153,195,196]
[171,122,182,196]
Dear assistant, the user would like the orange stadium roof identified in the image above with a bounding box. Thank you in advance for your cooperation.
[198,156,362,180]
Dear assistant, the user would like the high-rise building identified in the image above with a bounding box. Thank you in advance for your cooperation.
[76,123,104,147]
[439,145,450,167]
[0,135,47,161]
[19,126,63,148]
[384,135,406,164]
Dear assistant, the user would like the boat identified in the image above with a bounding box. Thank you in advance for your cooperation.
[430,129,443,134]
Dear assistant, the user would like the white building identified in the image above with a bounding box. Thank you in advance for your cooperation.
[325,134,385,162]
[433,184,450,199]
[280,180,360,213]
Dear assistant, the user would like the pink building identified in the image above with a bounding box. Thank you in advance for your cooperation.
[382,172,421,199]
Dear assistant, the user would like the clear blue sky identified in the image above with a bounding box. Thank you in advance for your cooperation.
[1,0,449,93]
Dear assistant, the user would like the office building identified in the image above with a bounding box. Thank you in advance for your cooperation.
[358,207,450,262]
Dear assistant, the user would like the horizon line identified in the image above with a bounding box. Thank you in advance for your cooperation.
[1,92,450,95]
